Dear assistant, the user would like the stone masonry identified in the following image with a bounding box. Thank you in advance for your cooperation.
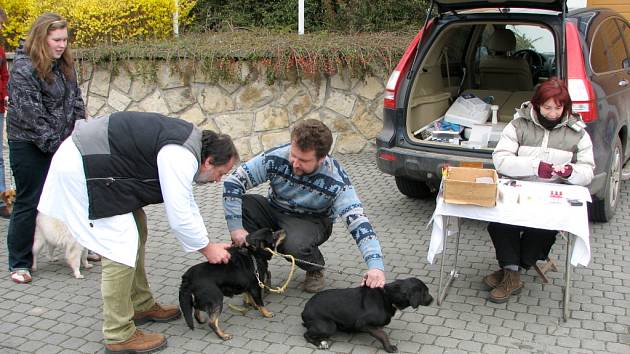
[79,61,386,160]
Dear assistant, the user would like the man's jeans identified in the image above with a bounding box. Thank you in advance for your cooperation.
[101,209,156,343]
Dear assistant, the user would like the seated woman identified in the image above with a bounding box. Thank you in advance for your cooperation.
[485,77,595,303]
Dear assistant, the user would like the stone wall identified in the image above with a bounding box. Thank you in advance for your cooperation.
[79,62,387,160]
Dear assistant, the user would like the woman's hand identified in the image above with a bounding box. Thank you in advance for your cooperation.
[553,164,573,178]
[537,161,554,178]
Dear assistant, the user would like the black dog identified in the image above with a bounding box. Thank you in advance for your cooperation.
[301,278,433,352]
[179,228,285,340]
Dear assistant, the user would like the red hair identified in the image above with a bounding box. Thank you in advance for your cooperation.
[530,77,572,117]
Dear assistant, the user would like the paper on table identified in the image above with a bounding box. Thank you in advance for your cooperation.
[475,176,495,184]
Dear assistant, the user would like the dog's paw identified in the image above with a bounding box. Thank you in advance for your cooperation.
[219,333,233,341]
[85,263,94,269]
[74,273,84,279]
[259,307,274,318]
[317,340,330,350]
[384,344,398,353]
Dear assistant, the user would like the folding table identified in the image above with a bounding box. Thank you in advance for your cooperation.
[428,179,592,321]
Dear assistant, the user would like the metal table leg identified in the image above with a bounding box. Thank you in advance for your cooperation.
[563,233,574,322]
[437,215,461,305]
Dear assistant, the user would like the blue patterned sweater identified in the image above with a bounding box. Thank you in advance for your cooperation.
[223,144,384,270]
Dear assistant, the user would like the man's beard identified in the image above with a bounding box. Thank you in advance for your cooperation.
[194,170,212,184]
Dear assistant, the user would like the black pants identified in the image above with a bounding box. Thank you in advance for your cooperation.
[487,222,557,270]
[241,194,333,271]
[7,141,53,271]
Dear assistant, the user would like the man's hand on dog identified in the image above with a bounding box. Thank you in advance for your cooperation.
[200,243,232,264]
[230,228,249,246]
[361,268,386,288]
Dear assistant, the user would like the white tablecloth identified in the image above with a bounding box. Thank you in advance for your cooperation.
[428,179,592,267]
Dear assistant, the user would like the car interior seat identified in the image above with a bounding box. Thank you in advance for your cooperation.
[479,28,533,91]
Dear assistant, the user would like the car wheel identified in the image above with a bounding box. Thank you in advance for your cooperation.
[394,176,433,198]
[590,137,622,222]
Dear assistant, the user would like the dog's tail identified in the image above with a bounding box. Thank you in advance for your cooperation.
[179,274,195,330]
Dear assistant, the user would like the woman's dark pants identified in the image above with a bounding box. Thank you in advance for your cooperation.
[7,141,52,271]
[487,222,558,269]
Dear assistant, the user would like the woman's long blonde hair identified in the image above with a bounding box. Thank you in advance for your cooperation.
[24,12,75,82]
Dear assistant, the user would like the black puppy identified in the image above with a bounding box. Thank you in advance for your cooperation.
[179,228,285,340]
[301,277,433,352]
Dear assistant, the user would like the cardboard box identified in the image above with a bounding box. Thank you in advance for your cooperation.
[443,166,498,207]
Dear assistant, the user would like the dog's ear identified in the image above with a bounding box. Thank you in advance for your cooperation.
[246,228,278,251]
[272,229,286,249]
[406,278,432,308]
[409,291,422,308]
[246,229,264,250]
[386,280,410,307]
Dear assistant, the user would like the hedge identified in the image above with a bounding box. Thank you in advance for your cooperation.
[0,0,196,49]
[189,0,429,32]
[74,31,415,84]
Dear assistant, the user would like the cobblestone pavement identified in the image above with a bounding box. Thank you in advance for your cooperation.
[1,151,629,354]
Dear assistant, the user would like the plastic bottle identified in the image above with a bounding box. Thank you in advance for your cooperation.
[491,105,499,125]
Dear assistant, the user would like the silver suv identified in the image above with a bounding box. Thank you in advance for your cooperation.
[376,0,630,222]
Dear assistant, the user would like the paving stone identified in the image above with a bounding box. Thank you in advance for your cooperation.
[482,344,508,354]
[606,342,630,354]
[17,340,46,353]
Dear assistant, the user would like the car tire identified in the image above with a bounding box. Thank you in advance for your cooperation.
[590,136,622,222]
[395,176,433,198]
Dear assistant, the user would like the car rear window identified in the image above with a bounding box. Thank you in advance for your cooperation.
[590,17,627,74]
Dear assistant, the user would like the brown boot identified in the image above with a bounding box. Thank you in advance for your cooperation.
[133,303,181,325]
[104,329,166,354]
[304,270,325,293]
[489,269,523,303]
[483,269,504,289]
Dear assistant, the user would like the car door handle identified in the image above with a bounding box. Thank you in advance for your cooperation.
[619,79,629,87]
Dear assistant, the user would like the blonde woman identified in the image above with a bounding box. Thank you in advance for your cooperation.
[6,12,85,283]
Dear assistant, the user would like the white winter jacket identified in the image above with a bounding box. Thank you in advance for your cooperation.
[492,102,595,186]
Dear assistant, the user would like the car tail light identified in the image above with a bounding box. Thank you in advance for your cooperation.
[566,22,598,122]
[378,152,397,161]
[384,20,434,109]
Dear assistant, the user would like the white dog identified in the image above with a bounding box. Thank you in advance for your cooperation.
[32,213,92,279]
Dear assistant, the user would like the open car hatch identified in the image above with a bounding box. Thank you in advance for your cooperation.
[434,0,566,14]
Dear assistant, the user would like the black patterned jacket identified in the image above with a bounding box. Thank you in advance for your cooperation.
[7,46,85,154]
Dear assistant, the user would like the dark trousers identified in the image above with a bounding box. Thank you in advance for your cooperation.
[7,141,53,271]
[241,194,332,271]
[487,222,557,269]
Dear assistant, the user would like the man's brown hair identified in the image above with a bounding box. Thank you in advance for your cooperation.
[291,119,333,159]
[201,130,239,166]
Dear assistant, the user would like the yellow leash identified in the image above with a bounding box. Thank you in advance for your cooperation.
[228,247,297,314]
[256,247,297,294]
